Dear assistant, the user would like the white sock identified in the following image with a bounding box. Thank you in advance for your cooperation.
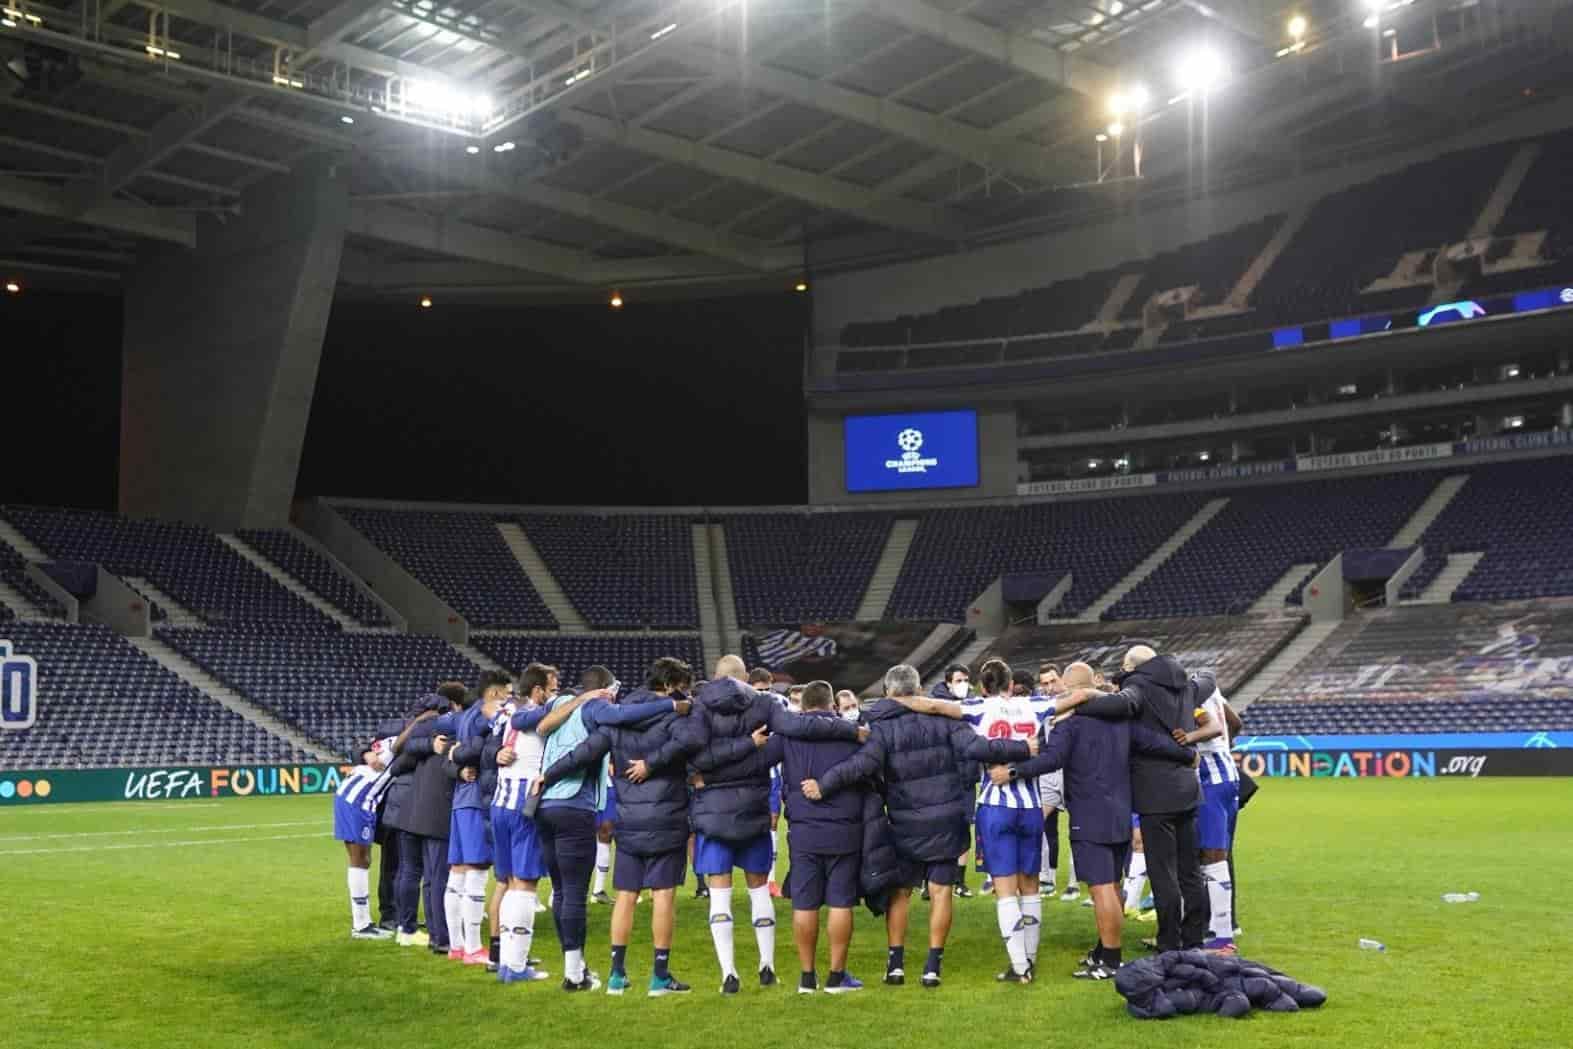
[347,867,371,930]
[1204,861,1234,943]
[748,884,776,972]
[1021,893,1043,965]
[463,869,488,953]
[500,889,535,973]
[593,841,611,895]
[769,836,778,881]
[443,878,464,950]
[1123,853,1147,912]
[996,895,1028,975]
[1040,833,1055,887]
[1064,842,1077,885]
[708,888,737,979]
[565,948,585,983]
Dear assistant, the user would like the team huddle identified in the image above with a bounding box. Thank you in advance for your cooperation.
[332,644,1243,995]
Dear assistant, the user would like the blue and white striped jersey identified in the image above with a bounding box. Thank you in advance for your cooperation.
[493,699,551,812]
[964,694,1055,809]
[336,737,395,813]
[1196,688,1239,786]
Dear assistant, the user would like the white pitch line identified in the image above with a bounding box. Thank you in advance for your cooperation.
[0,801,228,816]
[0,831,329,857]
[0,820,321,843]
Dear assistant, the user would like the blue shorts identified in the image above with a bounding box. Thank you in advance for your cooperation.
[598,784,618,826]
[333,797,376,844]
[613,847,686,891]
[693,831,774,876]
[492,806,549,882]
[975,805,1045,878]
[1071,839,1131,887]
[787,848,859,911]
[1198,778,1240,851]
[447,807,493,866]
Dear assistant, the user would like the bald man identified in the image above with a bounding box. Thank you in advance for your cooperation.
[687,655,863,994]
[993,662,1194,977]
[1059,645,1210,952]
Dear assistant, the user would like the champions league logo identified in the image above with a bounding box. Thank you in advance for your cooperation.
[885,427,940,475]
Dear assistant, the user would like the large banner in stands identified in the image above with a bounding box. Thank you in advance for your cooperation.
[743,621,938,690]
[0,764,350,806]
[1016,473,1158,497]
[1233,732,1572,778]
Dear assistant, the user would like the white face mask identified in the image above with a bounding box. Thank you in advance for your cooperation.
[949,681,969,699]
[840,708,860,722]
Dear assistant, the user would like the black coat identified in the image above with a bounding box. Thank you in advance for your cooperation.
[930,681,979,821]
[1014,714,1194,843]
[1114,950,1328,1020]
[739,708,866,855]
[540,689,702,856]
[818,698,1028,863]
[1080,656,1205,815]
[688,679,860,842]
[384,717,458,839]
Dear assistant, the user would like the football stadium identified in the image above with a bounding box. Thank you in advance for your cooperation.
[4,0,1573,1044]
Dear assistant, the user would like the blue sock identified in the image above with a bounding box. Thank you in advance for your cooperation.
[887,945,904,972]
[653,948,671,980]
[610,944,627,978]
[925,947,944,975]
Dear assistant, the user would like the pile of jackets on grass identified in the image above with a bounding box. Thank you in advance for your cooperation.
[1114,950,1329,1019]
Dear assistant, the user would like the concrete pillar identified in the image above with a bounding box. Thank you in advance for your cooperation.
[119,160,348,530]
[1561,401,1573,429]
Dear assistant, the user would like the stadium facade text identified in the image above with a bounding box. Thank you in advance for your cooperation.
[0,764,350,805]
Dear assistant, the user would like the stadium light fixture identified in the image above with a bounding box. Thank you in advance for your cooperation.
[1197,451,1211,462]
[1107,121,1124,137]
[145,45,181,60]
[1288,14,1307,39]
[609,291,624,309]
[419,295,433,309]
[794,280,808,293]
[340,115,354,125]
[493,140,516,153]
[465,145,481,155]
[4,280,20,294]
[1095,132,1109,142]
[651,22,678,39]
[1174,46,1226,94]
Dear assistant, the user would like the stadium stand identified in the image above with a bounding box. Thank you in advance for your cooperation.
[1108,474,1438,620]
[516,514,698,629]
[235,529,390,627]
[0,542,64,620]
[724,512,892,625]
[1244,600,1573,733]
[469,634,706,693]
[159,629,480,760]
[0,623,307,768]
[1118,215,1283,321]
[886,494,1211,622]
[1401,458,1573,603]
[985,614,1306,697]
[337,508,556,629]
[4,507,333,629]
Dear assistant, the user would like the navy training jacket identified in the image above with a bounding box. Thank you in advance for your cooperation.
[817,698,1028,863]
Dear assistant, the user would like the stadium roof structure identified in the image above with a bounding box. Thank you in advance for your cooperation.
[1,0,1570,301]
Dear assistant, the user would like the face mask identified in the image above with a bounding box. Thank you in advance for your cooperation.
[949,681,969,699]
[840,708,860,722]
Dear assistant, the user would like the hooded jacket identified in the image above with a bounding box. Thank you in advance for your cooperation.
[1078,655,1205,815]
[687,678,860,842]
[817,698,1029,863]
[540,689,702,856]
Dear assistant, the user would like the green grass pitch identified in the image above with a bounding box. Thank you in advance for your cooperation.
[4,778,1570,1049]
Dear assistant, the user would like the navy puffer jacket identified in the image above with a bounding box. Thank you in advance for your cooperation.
[818,698,1029,863]
[688,678,860,841]
[931,681,978,820]
[541,689,703,856]
[859,791,903,915]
